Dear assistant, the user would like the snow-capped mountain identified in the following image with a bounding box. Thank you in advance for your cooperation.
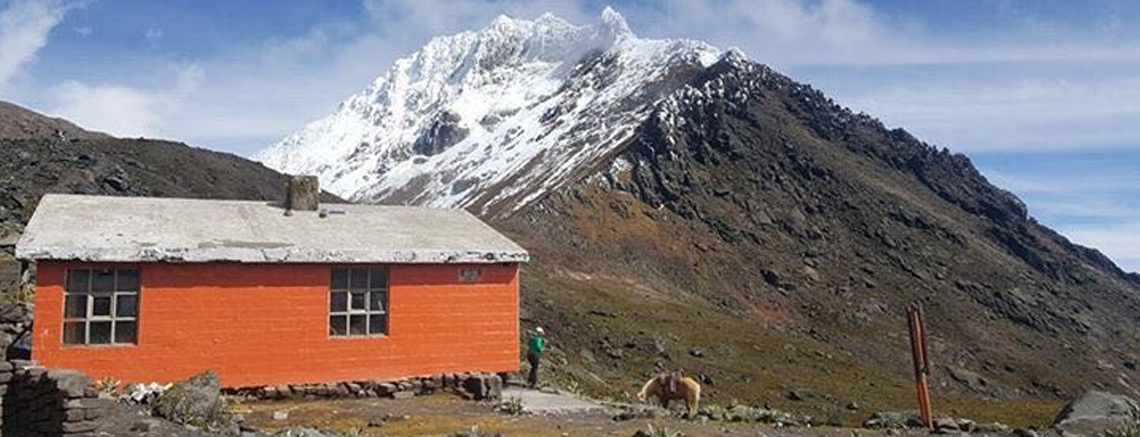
[254,8,724,215]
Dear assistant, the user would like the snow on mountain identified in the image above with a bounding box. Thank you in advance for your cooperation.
[254,7,725,215]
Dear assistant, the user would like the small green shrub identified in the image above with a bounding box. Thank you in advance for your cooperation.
[97,375,121,395]
[497,395,525,415]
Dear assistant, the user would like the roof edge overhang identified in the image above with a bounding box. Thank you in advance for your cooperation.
[15,245,530,264]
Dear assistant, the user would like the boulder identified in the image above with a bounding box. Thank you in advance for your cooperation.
[1054,391,1140,435]
[152,370,225,427]
[1055,391,1140,424]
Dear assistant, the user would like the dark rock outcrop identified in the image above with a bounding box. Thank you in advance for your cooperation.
[413,111,468,156]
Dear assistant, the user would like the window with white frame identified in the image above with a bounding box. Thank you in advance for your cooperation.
[63,267,139,345]
[329,267,388,337]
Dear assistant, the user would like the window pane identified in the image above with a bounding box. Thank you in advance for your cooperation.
[64,294,87,319]
[330,268,349,290]
[349,268,369,290]
[66,269,90,292]
[369,267,387,288]
[330,292,347,312]
[369,291,386,312]
[115,294,138,318]
[117,269,140,292]
[63,322,86,345]
[92,269,115,292]
[92,296,112,317]
[89,321,112,344]
[114,321,137,344]
[368,314,387,335]
[329,315,347,336]
[350,292,366,310]
[349,315,367,335]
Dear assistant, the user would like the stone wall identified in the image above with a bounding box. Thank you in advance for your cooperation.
[0,361,9,436]
[1,361,113,437]
[225,372,505,402]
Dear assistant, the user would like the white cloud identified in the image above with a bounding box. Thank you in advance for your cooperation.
[839,76,1140,152]
[0,0,81,90]
[47,63,203,138]
[49,81,167,136]
[144,27,163,41]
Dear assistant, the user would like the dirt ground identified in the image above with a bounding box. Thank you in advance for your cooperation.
[236,392,970,437]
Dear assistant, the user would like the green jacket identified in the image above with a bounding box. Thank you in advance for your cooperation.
[527,334,546,356]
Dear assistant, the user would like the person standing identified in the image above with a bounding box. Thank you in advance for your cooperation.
[526,327,546,388]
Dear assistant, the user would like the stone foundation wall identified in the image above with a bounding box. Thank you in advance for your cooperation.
[225,372,505,402]
[1,361,113,437]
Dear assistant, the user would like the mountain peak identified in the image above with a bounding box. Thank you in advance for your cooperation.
[256,7,721,211]
[600,6,633,39]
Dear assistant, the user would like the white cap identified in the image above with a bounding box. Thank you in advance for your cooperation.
[536,327,545,334]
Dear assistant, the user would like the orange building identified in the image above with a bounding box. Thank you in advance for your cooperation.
[16,193,528,388]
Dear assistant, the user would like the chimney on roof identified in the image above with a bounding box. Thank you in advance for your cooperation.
[286,175,320,212]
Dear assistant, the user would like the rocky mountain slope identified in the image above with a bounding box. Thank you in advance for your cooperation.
[497,55,1140,423]
[262,9,1140,423]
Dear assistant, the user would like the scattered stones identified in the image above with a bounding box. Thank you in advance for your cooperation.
[862,411,923,429]
[273,410,290,421]
[689,348,706,358]
[697,404,803,427]
[846,401,860,411]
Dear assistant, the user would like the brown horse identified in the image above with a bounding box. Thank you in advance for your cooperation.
[636,372,701,417]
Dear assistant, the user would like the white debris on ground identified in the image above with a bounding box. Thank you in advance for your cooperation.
[122,382,172,405]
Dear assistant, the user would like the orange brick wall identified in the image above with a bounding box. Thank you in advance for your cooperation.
[31,261,520,387]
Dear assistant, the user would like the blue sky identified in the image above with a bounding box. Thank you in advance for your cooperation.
[0,0,1138,272]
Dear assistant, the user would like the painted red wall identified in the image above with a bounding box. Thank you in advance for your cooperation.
[31,261,520,387]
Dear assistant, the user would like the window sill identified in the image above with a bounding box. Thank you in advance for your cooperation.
[328,334,389,340]
[61,343,137,349]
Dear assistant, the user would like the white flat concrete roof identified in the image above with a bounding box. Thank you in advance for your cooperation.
[16,194,529,264]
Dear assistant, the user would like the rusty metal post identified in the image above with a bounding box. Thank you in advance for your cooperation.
[907,303,934,428]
